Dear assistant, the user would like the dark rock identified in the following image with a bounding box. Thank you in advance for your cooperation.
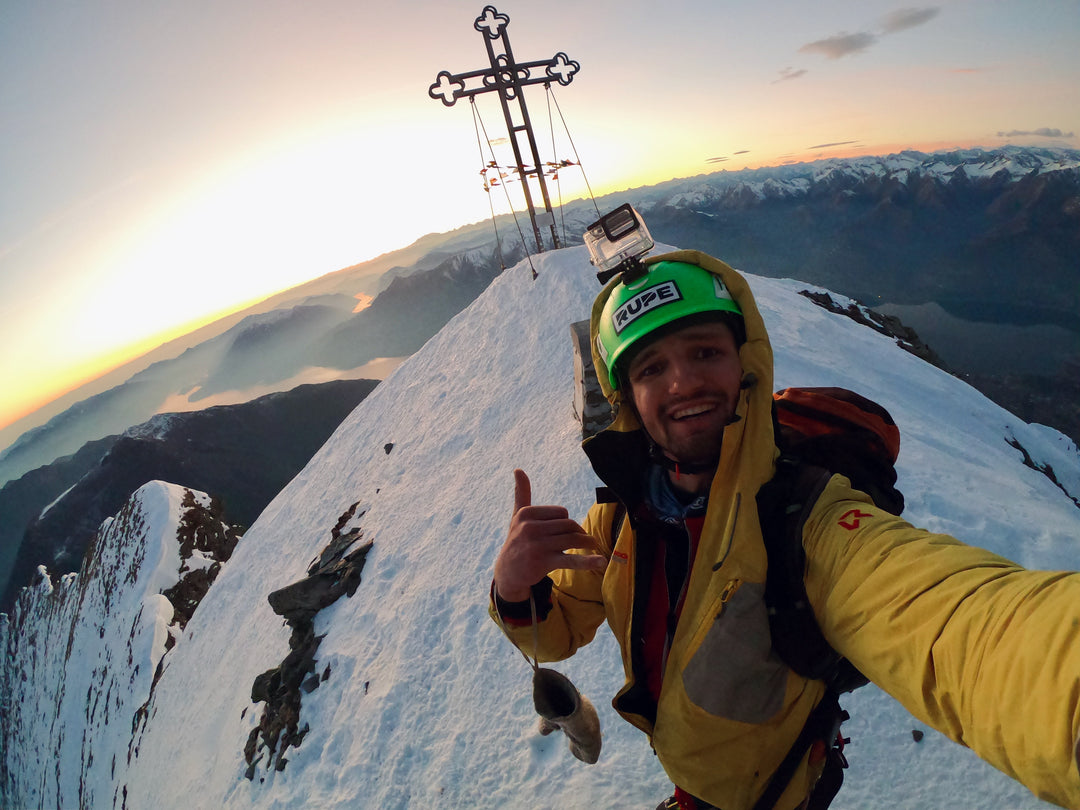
[799,290,948,370]
[157,492,241,641]
[245,518,373,778]
[251,669,281,704]
[269,540,373,623]
[307,502,365,575]
[1006,436,1080,509]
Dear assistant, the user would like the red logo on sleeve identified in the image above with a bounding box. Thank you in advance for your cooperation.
[838,509,873,531]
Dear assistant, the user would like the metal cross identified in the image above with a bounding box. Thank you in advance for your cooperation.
[429,5,580,253]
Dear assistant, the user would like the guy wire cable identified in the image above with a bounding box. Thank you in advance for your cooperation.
[548,85,601,220]
[472,97,538,279]
[471,97,506,270]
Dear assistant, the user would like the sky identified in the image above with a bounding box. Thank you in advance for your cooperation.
[5,245,1079,808]
[1,0,1078,433]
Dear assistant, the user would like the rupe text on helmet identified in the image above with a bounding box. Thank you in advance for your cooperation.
[612,281,682,334]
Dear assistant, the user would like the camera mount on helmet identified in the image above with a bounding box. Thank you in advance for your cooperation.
[584,203,655,285]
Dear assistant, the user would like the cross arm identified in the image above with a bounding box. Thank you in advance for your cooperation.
[428,52,580,106]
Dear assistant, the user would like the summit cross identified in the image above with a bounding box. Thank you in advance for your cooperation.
[428,5,580,253]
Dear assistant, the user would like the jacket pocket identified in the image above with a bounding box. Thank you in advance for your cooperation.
[680,580,789,723]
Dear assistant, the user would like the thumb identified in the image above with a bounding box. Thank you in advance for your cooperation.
[513,468,532,514]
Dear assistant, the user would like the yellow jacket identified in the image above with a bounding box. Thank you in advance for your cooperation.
[493,250,1080,809]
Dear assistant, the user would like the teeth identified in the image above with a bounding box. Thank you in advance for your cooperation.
[672,404,713,420]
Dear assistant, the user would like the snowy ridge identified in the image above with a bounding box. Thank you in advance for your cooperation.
[3,245,1079,808]
[123,412,184,441]
[1,483,238,809]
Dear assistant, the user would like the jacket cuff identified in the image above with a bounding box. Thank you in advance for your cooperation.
[491,577,554,627]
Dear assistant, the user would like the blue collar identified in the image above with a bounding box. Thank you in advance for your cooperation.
[646,465,709,524]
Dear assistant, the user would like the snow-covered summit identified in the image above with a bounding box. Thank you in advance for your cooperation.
[3,245,1079,809]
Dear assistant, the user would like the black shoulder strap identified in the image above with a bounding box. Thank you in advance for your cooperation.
[610,500,627,544]
[752,689,850,810]
[597,486,628,547]
[757,454,869,694]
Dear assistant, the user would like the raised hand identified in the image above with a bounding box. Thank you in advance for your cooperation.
[493,469,607,602]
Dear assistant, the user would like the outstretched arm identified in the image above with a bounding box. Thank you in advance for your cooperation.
[804,476,1080,808]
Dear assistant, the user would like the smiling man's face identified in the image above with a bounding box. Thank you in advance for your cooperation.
[625,320,743,472]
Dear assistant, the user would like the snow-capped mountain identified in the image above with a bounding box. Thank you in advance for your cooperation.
[3,245,1078,809]
[651,146,1080,206]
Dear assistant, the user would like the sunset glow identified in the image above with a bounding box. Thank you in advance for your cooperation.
[1,0,1077,439]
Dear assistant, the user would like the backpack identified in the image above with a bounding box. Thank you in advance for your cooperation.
[759,386,904,691]
[753,386,904,810]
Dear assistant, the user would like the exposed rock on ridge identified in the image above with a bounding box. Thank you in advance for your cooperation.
[245,501,373,779]
[0,482,240,809]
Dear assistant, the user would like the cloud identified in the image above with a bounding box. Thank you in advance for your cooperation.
[707,150,750,164]
[881,7,940,33]
[807,140,862,150]
[773,67,808,83]
[798,7,940,60]
[997,128,1075,138]
[799,32,877,60]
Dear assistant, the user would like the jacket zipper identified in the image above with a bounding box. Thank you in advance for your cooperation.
[718,577,742,614]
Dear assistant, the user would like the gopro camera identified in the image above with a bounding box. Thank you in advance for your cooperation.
[584,203,654,284]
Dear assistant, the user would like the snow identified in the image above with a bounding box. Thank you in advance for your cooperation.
[4,244,1080,809]
[2,482,201,809]
[37,483,76,519]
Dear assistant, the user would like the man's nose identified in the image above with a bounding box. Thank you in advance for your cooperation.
[668,358,704,393]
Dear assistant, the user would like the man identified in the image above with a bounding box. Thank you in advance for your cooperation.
[491,250,1080,810]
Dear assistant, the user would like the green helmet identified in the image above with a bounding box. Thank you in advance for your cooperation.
[595,260,743,390]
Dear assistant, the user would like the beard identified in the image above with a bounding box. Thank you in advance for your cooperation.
[657,421,726,468]
[645,391,737,470]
